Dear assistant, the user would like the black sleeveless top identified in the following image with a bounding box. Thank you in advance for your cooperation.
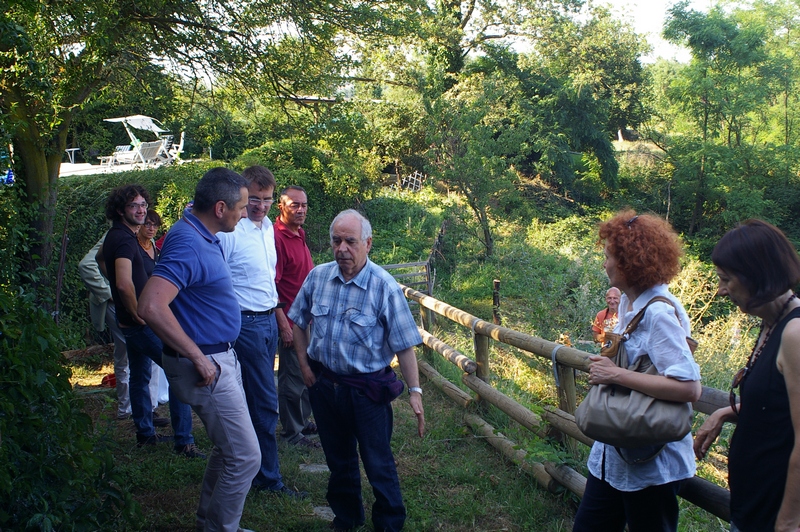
[138,241,158,277]
[729,307,800,531]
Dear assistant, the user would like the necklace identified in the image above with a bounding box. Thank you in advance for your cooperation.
[745,293,796,375]
[730,292,797,413]
[138,239,153,251]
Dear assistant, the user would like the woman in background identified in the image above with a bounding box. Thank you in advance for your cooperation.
[573,210,701,532]
[694,219,800,532]
[137,209,161,273]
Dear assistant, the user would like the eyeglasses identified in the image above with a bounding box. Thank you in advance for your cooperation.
[144,222,160,229]
[248,198,274,207]
[126,202,148,210]
[626,215,639,228]
[729,366,746,415]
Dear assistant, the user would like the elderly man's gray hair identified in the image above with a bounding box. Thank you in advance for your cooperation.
[329,209,372,242]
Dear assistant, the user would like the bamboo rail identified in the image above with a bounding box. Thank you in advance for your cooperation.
[401,282,733,523]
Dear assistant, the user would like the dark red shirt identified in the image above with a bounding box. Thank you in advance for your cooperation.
[274,217,313,328]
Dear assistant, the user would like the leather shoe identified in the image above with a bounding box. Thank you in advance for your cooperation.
[258,485,309,500]
[295,436,322,449]
[153,416,170,427]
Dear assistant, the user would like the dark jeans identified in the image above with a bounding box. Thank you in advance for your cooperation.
[572,473,682,532]
[122,324,194,446]
[235,313,283,490]
[278,342,312,444]
[309,374,406,532]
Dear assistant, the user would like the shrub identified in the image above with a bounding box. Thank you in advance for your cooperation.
[0,291,137,530]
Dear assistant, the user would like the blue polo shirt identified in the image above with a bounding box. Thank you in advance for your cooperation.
[152,209,241,345]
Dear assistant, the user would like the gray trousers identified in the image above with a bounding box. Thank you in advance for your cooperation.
[163,348,260,532]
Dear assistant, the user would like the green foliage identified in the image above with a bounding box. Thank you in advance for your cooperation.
[536,4,651,136]
[361,187,451,265]
[234,129,383,251]
[0,292,137,530]
[636,1,800,246]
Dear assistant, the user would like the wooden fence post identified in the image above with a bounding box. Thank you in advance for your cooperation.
[556,363,578,457]
[474,331,490,383]
[473,331,490,407]
[420,306,434,359]
[492,279,501,325]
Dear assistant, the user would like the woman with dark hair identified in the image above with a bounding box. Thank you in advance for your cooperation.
[694,219,800,532]
[573,210,702,532]
[137,209,161,274]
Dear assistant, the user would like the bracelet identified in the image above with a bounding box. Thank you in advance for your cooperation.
[408,386,423,395]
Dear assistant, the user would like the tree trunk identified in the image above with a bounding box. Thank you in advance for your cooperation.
[13,123,69,276]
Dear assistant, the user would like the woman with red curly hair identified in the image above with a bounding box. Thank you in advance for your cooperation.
[573,210,702,532]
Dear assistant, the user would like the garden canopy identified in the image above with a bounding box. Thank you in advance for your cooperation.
[103,115,168,144]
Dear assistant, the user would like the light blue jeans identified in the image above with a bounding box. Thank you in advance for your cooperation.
[163,348,260,532]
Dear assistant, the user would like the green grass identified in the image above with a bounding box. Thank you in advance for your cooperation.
[75,352,576,531]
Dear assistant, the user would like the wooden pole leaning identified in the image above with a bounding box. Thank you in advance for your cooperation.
[418,359,473,408]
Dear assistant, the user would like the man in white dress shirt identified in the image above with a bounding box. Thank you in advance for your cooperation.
[217,165,306,498]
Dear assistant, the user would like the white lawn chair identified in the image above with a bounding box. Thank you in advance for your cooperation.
[98,145,133,167]
[113,144,137,165]
[134,141,164,167]
[168,132,185,162]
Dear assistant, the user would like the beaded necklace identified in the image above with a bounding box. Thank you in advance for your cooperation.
[744,293,796,377]
[730,293,797,413]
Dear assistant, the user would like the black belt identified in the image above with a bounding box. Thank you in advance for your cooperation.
[163,342,231,358]
[241,308,274,316]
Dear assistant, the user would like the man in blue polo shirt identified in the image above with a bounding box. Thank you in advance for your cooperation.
[139,168,260,532]
[290,209,425,532]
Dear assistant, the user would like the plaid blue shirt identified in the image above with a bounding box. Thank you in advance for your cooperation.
[288,259,422,374]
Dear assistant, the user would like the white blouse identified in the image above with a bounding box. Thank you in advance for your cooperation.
[586,284,702,491]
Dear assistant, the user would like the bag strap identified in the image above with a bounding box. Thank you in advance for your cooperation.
[621,296,680,337]
[615,296,683,369]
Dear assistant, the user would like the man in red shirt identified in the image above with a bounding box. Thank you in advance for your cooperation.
[592,286,621,343]
[274,185,318,448]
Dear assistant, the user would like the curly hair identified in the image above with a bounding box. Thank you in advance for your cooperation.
[104,184,151,222]
[712,219,800,310]
[598,209,683,292]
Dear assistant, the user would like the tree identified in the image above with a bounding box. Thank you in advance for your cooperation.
[658,1,777,237]
[0,0,415,283]
[535,5,651,139]
[427,70,521,257]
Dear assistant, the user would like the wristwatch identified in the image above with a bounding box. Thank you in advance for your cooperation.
[408,386,423,395]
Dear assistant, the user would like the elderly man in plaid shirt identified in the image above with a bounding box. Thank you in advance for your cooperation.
[289,209,425,532]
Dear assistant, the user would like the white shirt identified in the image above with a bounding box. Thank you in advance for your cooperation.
[586,284,702,491]
[216,217,278,311]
